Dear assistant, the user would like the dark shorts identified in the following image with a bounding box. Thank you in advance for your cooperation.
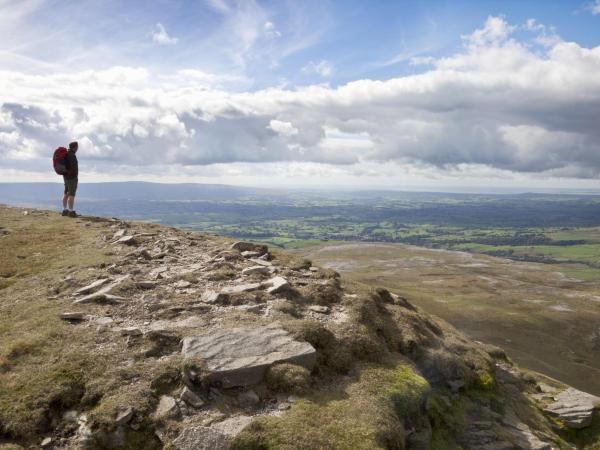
[63,177,78,196]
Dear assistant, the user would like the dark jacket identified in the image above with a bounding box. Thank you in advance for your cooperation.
[64,150,78,179]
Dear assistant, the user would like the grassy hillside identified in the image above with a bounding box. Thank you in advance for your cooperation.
[1,205,599,449]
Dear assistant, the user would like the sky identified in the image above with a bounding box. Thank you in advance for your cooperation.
[1,0,600,191]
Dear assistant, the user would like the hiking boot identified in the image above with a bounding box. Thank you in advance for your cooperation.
[68,211,79,218]
[61,209,69,216]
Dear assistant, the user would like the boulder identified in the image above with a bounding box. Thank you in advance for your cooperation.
[201,290,229,304]
[180,386,205,408]
[154,395,179,420]
[262,276,290,295]
[241,250,261,258]
[172,426,230,450]
[137,280,157,289]
[545,387,600,429]
[181,323,316,388]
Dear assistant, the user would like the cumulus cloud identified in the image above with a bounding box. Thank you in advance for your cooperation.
[1,16,600,181]
[302,60,335,77]
[151,23,178,45]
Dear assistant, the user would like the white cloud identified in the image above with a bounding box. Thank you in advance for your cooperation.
[302,60,335,77]
[268,120,298,136]
[590,0,600,15]
[463,16,515,47]
[151,23,178,45]
[1,16,600,185]
[524,19,562,47]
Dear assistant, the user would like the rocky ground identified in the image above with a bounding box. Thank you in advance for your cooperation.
[0,205,599,449]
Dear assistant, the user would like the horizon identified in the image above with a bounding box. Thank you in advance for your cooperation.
[3,180,600,196]
[1,0,600,190]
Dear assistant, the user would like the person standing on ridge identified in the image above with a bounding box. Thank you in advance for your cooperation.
[61,141,79,217]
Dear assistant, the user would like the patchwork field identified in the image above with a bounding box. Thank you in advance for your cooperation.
[301,242,600,396]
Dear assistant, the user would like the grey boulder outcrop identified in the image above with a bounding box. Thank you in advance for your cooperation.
[181,323,316,388]
[545,387,600,429]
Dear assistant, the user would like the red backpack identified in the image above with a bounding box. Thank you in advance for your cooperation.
[53,147,68,175]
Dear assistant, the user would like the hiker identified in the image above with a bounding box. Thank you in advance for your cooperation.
[61,141,79,217]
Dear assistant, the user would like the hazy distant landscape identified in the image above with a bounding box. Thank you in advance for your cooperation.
[3,182,600,278]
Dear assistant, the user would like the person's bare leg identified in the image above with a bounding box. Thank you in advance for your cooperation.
[62,194,68,209]
[67,195,75,210]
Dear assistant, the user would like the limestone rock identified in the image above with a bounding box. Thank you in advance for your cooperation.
[220,283,261,295]
[262,276,290,295]
[249,258,272,267]
[137,280,157,289]
[172,426,230,450]
[309,305,330,314]
[73,292,124,305]
[201,290,229,304]
[180,386,205,408]
[242,265,270,276]
[72,275,130,304]
[174,280,192,289]
[115,406,134,426]
[154,395,179,420]
[241,250,261,258]
[73,278,110,295]
[116,235,137,246]
[213,415,253,436]
[545,387,600,429]
[181,323,316,388]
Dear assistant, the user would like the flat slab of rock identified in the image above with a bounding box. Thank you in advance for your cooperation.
[201,290,229,304]
[172,426,230,450]
[73,292,124,305]
[545,387,600,429]
[220,283,261,295]
[116,235,137,246]
[73,278,110,296]
[72,275,130,304]
[242,265,270,275]
[182,323,316,388]
[262,276,290,294]
[249,258,272,267]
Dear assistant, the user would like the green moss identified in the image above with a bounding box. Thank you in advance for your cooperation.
[358,365,430,423]
[426,392,466,446]
[473,370,495,392]
[232,363,429,450]
[265,363,311,395]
